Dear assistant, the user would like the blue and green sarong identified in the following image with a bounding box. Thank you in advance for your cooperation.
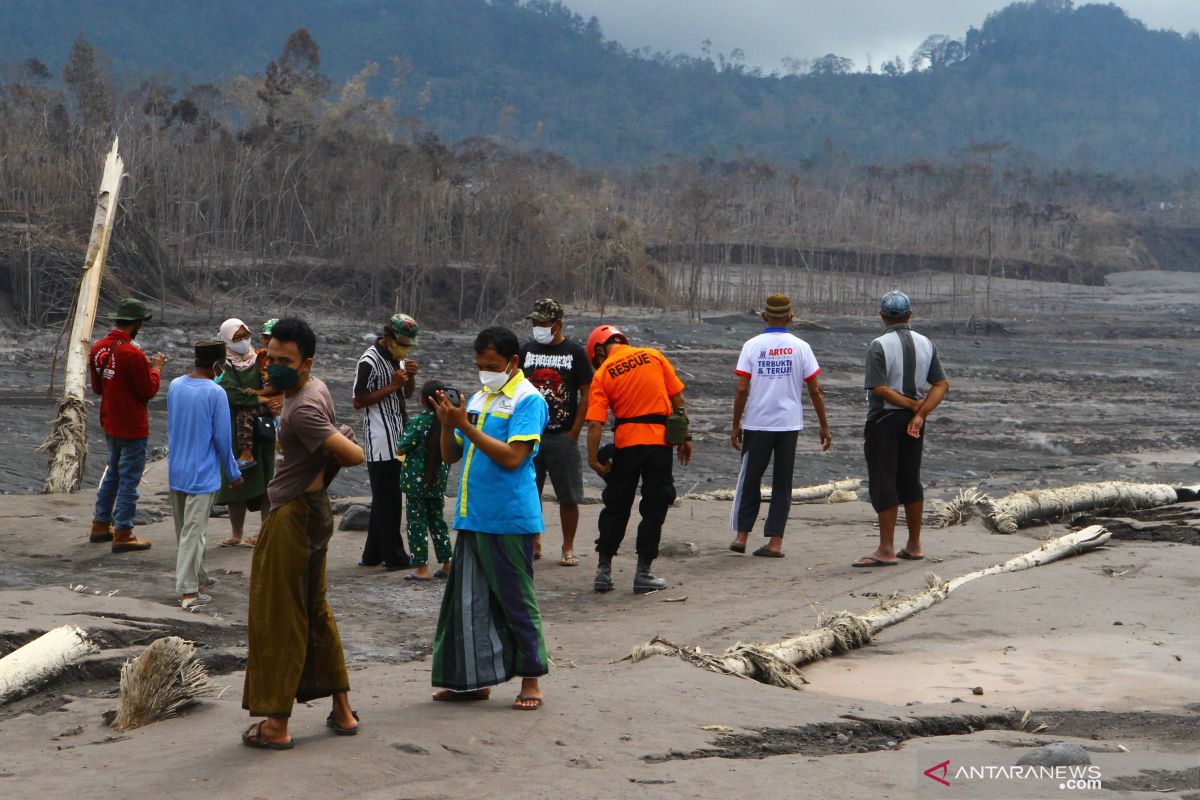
[431,531,548,691]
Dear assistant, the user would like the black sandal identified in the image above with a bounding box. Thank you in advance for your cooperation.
[242,721,295,750]
[326,710,360,736]
[729,541,746,554]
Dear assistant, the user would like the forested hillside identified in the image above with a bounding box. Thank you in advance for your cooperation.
[2,0,1199,171]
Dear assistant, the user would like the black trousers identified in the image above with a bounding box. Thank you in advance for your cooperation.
[864,410,925,513]
[362,459,410,568]
[595,444,675,561]
[733,429,800,537]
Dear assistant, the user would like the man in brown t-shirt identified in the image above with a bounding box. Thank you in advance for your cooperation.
[241,318,365,751]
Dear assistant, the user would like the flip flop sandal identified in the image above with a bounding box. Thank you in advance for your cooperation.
[729,541,746,554]
[181,593,211,610]
[403,573,432,582]
[559,554,580,566]
[432,689,490,702]
[219,538,243,547]
[200,577,218,589]
[326,710,360,736]
[433,569,450,579]
[243,537,258,547]
[512,695,543,711]
[242,721,295,750]
[752,546,784,558]
[852,556,898,568]
[237,460,257,471]
[897,550,924,560]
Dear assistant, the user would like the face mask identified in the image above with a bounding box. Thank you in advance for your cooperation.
[228,339,251,355]
[531,326,554,345]
[388,342,411,360]
[211,361,225,378]
[267,363,301,391]
[479,369,511,392]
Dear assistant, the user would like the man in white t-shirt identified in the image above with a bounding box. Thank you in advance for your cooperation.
[729,294,832,557]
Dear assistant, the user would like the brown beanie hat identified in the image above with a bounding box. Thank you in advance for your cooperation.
[765,294,792,316]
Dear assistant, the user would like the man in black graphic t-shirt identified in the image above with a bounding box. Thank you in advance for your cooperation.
[520,298,594,566]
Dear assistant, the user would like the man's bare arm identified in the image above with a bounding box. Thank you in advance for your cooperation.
[586,420,608,476]
[353,368,407,410]
[322,431,364,466]
[871,385,922,412]
[731,375,750,450]
[569,384,590,440]
[907,380,949,438]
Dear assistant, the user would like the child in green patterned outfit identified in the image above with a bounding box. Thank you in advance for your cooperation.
[399,381,453,581]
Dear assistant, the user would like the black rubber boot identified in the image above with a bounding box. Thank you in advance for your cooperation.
[594,553,614,593]
[633,558,667,594]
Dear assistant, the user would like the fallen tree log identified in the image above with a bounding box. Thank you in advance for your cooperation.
[687,477,861,503]
[0,625,99,704]
[935,481,1181,534]
[628,526,1112,688]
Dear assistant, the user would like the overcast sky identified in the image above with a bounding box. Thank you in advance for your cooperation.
[564,0,1198,71]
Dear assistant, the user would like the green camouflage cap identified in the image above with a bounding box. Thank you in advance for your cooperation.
[388,313,419,343]
[111,298,152,322]
[526,298,564,323]
[261,318,279,335]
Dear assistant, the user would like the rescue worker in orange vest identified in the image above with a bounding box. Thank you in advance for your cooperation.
[584,325,692,593]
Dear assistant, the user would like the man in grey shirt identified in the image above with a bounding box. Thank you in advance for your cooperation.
[854,291,949,568]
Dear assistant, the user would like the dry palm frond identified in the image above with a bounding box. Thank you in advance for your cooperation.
[933,486,993,527]
[111,637,219,731]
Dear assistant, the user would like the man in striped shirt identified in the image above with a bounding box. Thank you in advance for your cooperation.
[352,314,420,570]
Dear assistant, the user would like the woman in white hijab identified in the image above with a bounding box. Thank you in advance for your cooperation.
[214,318,277,547]
[219,319,260,467]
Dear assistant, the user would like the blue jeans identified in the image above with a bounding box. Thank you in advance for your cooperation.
[94,436,148,530]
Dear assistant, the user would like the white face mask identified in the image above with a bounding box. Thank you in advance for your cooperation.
[479,369,511,392]
[228,339,251,355]
[531,326,555,345]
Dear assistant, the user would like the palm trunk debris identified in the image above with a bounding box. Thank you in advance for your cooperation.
[628,526,1112,689]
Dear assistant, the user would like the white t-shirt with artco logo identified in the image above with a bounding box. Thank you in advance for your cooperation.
[735,328,821,431]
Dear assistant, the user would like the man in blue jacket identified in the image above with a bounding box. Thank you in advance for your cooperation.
[167,340,243,609]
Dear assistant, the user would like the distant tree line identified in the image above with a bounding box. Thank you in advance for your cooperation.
[2,0,1200,171]
[0,27,1198,329]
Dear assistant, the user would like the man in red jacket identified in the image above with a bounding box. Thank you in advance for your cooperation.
[88,298,167,552]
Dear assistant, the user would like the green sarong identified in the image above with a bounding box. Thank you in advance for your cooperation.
[431,531,548,692]
[242,490,349,717]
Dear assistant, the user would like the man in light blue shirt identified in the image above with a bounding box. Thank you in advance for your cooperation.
[167,340,243,609]
[431,326,550,711]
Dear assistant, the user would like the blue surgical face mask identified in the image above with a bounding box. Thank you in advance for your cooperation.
[267,363,300,391]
